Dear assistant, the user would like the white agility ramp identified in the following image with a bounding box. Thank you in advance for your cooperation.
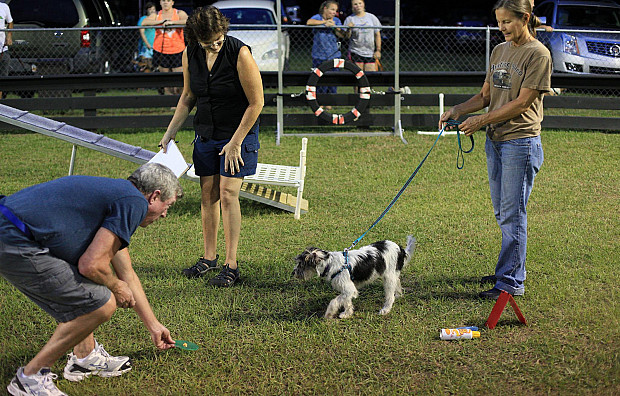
[0,104,308,218]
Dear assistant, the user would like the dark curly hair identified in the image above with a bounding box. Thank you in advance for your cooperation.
[185,6,230,45]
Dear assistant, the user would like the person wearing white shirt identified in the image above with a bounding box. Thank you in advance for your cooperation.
[344,0,381,71]
[0,1,13,98]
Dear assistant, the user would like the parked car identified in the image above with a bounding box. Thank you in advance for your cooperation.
[6,0,128,77]
[212,0,290,71]
[534,0,620,74]
[282,0,301,24]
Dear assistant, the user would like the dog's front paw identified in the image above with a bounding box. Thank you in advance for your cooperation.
[324,312,338,320]
[378,308,391,315]
[339,311,353,319]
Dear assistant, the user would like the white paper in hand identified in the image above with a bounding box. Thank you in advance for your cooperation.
[148,141,190,178]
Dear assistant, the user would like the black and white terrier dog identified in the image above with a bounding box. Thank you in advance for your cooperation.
[293,236,416,319]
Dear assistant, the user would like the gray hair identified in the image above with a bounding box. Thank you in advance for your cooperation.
[128,163,183,202]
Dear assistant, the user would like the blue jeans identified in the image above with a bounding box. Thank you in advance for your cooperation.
[486,135,543,294]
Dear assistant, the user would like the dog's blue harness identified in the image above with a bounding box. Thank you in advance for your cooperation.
[333,120,473,280]
[331,250,353,280]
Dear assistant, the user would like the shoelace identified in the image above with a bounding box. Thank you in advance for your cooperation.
[35,371,60,394]
[97,344,111,358]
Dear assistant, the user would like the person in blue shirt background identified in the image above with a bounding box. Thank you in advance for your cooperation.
[307,0,347,94]
[137,2,157,72]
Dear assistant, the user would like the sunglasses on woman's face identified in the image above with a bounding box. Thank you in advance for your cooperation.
[199,36,225,50]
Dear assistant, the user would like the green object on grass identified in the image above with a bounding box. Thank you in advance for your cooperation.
[175,340,199,351]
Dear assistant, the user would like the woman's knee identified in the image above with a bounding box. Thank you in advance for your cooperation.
[219,187,240,206]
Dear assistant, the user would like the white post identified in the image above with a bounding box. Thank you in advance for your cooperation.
[276,0,284,145]
[417,93,456,135]
[68,145,77,175]
[294,137,308,220]
[439,92,444,116]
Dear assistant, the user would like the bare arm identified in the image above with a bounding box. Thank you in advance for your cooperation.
[162,10,188,27]
[77,227,135,308]
[374,30,381,59]
[458,87,540,136]
[111,249,175,350]
[159,49,196,151]
[307,17,327,26]
[219,46,264,175]
[140,14,164,27]
[176,10,188,25]
[334,25,347,39]
[6,22,12,46]
[139,28,151,48]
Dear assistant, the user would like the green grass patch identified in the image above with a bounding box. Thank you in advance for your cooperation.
[0,128,618,395]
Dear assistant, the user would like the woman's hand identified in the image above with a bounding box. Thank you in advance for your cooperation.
[458,115,485,136]
[220,141,244,175]
[158,132,175,153]
[438,108,459,131]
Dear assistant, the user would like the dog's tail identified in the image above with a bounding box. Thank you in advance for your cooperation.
[403,235,417,267]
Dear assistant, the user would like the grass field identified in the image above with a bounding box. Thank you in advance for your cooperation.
[0,127,618,395]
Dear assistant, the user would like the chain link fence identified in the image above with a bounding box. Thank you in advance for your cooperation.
[2,25,619,97]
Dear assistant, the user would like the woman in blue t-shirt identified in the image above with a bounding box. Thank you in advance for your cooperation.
[306,0,347,94]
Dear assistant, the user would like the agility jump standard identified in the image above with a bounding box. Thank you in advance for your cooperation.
[0,104,308,219]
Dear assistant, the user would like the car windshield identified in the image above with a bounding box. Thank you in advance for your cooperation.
[9,0,80,27]
[220,8,276,25]
[556,5,620,29]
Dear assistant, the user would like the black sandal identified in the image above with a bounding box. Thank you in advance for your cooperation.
[182,255,219,279]
[209,264,240,287]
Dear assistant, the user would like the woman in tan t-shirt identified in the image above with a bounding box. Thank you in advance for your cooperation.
[439,0,552,300]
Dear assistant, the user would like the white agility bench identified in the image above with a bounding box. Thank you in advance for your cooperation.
[0,104,308,218]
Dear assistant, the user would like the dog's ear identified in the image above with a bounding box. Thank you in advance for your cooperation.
[294,252,306,265]
[308,248,321,262]
[294,249,312,265]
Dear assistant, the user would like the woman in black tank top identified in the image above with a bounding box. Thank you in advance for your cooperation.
[158,6,264,287]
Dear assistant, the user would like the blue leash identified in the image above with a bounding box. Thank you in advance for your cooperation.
[455,121,475,169]
[335,120,473,280]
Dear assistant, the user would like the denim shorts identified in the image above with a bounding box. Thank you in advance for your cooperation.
[0,239,111,323]
[192,127,259,178]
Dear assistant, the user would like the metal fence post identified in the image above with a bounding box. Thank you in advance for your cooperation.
[486,26,491,73]
[394,0,402,136]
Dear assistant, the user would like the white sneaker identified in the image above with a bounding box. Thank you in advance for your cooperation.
[7,367,67,396]
[63,340,131,382]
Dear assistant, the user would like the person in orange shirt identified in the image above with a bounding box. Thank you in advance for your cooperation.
[142,0,188,95]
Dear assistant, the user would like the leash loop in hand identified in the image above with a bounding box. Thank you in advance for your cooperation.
[446,120,475,170]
